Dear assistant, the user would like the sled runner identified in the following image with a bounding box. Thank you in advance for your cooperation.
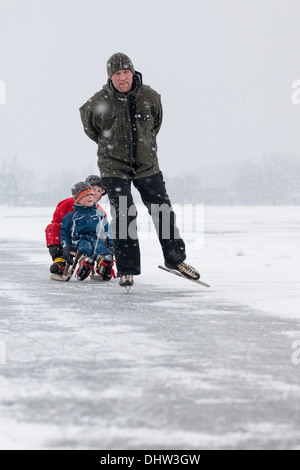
[50,251,116,282]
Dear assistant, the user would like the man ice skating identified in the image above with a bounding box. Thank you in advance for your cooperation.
[60,182,114,281]
[46,175,109,276]
[80,52,200,288]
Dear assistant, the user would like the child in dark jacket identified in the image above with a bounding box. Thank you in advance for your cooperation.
[60,181,114,281]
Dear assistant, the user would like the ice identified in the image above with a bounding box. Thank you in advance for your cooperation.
[0,204,300,449]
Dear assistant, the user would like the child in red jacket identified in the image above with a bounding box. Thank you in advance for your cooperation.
[45,175,107,275]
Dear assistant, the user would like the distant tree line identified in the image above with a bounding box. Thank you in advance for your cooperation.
[1,155,300,206]
[166,154,300,205]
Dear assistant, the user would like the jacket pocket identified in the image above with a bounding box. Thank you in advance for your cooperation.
[137,110,152,122]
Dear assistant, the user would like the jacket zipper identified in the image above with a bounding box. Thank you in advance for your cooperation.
[122,98,132,165]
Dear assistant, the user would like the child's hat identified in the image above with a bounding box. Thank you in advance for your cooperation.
[72,181,94,203]
[85,175,107,196]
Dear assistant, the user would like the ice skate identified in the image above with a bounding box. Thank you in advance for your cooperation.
[119,274,134,292]
[159,264,210,288]
[174,261,200,281]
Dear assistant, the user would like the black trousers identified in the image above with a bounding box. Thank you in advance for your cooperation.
[101,171,186,275]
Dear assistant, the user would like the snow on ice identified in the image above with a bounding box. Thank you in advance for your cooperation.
[0,204,300,449]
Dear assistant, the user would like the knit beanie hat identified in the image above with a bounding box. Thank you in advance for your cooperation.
[71,181,94,203]
[107,53,135,78]
[85,175,107,196]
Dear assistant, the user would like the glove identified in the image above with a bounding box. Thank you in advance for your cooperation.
[106,239,115,256]
[62,245,73,265]
[106,238,114,248]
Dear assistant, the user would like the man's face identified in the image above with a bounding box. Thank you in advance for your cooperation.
[111,69,133,93]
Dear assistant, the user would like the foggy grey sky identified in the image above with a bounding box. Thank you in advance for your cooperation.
[1,0,300,184]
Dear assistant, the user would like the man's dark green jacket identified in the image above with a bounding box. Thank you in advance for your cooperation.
[80,72,163,180]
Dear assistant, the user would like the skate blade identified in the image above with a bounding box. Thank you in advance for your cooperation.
[90,274,112,282]
[158,265,210,288]
[119,283,132,292]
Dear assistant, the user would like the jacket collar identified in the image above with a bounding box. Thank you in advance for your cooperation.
[74,202,96,211]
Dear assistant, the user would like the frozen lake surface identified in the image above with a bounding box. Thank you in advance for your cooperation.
[0,204,300,449]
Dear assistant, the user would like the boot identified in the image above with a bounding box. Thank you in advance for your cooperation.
[76,256,94,281]
[50,257,66,275]
[119,274,134,287]
[166,261,200,280]
[96,253,115,281]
